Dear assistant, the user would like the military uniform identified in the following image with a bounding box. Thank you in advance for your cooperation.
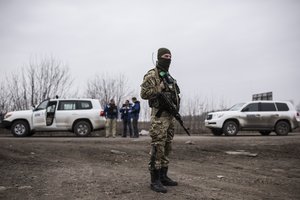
[140,48,180,193]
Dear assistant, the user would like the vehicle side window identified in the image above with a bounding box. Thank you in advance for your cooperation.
[77,101,92,110]
[276,103,289,111]
[260,103,276,112]
[58,101,76,110]
[242,103,259,112]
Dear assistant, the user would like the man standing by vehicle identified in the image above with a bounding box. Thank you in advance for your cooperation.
[140,48,180,193]
[104,99,118,138]
[120,100,133,137]
[131,97,140,138]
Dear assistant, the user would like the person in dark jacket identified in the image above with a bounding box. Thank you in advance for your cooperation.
[131,97,140,138]
[104,99,118,138]
[120,100,133,137]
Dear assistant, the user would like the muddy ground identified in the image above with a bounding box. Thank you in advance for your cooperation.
[0,131,299,200]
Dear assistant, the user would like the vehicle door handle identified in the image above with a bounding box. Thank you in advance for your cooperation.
[271,114,279,117]
[255,114,260,117]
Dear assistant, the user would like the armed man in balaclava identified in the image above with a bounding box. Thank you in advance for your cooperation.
[140,47,181,193]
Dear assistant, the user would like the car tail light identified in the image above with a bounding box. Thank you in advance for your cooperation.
[100,111,105,117]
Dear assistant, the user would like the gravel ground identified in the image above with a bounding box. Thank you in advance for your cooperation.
[0,131,300,200]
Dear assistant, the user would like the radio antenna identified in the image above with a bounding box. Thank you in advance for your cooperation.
[152,52,156,66]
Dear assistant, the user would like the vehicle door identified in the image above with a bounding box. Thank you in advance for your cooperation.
[55,100,77,129]
[275,102,290,120]
[240,102,261,128]
[45,101,58,129]
[32,100,49,129]
[259,102,278,128]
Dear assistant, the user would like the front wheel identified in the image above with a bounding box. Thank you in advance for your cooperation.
[11,120,30,137]
[223,121,238,136]
[74,121,91,137]
[275,121,290,136]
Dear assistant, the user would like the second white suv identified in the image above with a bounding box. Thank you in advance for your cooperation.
[1,98,106,137]
[205,101,300,136]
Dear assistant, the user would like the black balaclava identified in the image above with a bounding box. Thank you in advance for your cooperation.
[156,47,171,72]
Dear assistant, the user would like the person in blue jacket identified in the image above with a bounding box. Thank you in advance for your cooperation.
[120,100,133,137]
[131,97,140,138]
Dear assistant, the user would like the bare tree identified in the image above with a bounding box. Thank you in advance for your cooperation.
[27,56,73,106]
[86,73,133,108]
[0,81,9,113]
[6,72,28,111]
[3,55,73,111]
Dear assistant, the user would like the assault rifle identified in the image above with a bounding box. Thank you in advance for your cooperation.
[156,93,191,136]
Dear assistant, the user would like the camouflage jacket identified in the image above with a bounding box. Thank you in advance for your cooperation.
[140,67,180,117]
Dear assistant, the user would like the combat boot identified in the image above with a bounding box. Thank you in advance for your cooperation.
[150,169,167,193]
[160,167,178,186]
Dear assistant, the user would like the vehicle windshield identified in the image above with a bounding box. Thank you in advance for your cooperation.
[35,100,49,111]
[228,103,245,111]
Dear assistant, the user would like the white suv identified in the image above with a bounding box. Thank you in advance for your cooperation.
[1,99,105,137]
[205,101,300,136]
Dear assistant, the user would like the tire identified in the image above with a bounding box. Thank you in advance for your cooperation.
[275,121,290,136]
[74,121,91,137]
[223,121,238,136]
[11,120,30,137]
[259,131,271,136]
[211,129,223,136]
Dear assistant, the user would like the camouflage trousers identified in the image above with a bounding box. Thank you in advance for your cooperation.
[148,115,175,170]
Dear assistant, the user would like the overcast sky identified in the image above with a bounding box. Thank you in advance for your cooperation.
[0,0,299,107]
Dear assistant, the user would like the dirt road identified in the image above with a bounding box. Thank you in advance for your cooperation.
[0,132,300,200]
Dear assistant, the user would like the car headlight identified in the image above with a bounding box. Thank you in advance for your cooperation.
[4,113,12,119]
